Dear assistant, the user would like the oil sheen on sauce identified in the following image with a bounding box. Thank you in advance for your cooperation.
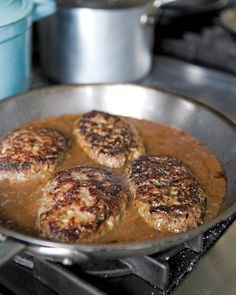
[0,114,226,244]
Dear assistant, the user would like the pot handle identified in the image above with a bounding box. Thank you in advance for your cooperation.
[0,235,25,266]
[32,0,57,22]
[141,0,177,25]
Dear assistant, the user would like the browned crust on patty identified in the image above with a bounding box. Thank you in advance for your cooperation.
[0,127,69,181]
[38,167,128,242]
[73,111,145,168]
[126,155,207,233]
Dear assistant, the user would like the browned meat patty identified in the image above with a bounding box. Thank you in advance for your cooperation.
[0,127,69,181]
[38,167,128,242]
[126,156,207,233]
[73,111,145,168]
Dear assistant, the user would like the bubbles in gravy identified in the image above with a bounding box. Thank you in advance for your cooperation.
[0,114,226,243]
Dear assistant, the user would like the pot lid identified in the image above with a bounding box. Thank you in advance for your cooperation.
[56,0,149,9]
[0,0,33,27]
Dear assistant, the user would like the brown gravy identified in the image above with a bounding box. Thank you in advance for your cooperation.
[0,114,226,243]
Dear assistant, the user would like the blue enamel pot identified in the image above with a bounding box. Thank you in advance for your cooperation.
[0,0,56,100]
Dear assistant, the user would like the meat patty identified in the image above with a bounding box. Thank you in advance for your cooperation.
[0,127,69,181]
[126,155,207,233]
[38,167,128,242]
[73,111,145,168]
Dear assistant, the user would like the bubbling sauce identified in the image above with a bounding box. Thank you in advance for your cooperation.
[0,115,226,243]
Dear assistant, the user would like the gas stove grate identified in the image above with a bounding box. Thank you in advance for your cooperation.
[1,217,231,295]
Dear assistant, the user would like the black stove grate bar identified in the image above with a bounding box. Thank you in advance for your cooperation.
[14,255,34,270]
[11,234,205,293]
[11,218,234,295]
[0,259,56,295]
[184,234,203,252]
[154,234,204,262]
[33,258,107,295]
[121,256,169,290]
[81,256,170,289]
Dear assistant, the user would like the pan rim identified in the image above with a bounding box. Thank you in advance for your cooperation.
[0,84,235,253]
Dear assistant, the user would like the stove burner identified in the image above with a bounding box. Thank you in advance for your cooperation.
[154,2,236,75]
[159,25,236,75]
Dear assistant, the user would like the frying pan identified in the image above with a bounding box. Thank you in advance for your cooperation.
[0,84,236,266]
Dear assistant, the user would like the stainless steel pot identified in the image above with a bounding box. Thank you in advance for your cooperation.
[37,0,175,84]
[0,84,236,266]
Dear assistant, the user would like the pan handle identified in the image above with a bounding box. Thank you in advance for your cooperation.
[0,235,25,266]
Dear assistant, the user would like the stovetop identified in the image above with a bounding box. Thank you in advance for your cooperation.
[0,217,233,295]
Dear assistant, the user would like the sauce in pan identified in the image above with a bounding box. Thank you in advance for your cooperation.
[0,114,226,243]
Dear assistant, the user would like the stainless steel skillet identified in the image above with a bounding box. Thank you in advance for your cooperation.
[0,84,236,265]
